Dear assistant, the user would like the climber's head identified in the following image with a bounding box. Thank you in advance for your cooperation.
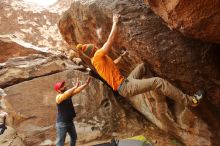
[54,81,66,93]
[76,44,98,58]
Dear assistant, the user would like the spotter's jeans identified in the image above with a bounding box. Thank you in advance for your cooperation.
[56,122,77,146]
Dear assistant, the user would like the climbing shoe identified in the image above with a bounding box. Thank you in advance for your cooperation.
[191,90,205,107]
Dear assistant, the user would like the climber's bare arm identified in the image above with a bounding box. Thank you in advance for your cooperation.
[114,51,128,64]
[101,14,120,55]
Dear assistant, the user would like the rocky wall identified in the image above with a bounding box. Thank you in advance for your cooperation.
[58,0,220,145]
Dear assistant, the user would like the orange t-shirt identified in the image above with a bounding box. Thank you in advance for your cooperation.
[91,49,124,91]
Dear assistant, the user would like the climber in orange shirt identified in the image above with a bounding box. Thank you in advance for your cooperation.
[77,14,204,107]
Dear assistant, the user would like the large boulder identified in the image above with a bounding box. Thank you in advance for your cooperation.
[0,53,150,145]
[0,36,47,63]
[0,54,81,145]
[0,34,85,88]
[0,0,71,53]
[144,0,220,44]
[58,0,220,145]
[0,54,80,88]
[3,69,148,146]
[0,126,25,146]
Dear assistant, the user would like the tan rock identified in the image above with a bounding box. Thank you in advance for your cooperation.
[3,69,147,145]
[0,36,47,63]
[0,54,74,88]
[58,0,220,145]
[0,0,71,53]
[0,126,25,146]
[144,0,220,44]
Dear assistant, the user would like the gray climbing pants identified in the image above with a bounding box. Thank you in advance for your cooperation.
[118,63,191,106]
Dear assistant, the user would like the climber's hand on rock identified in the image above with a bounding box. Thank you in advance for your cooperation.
[72,78,80,87]
[86,77,91,85]
[121,50,129,57]
[113,14,120,24]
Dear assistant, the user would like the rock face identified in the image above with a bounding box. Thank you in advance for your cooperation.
[0,54,80,145]
[0,126,25,146]
[58,0,220,145]
[144,0,220,44]
[1,1,190,145]
[0,54,74,88]
[2,69,146,146]
[1,54,149,146]
[0,36,47,63]
[0,0,70,53]
[0,41,151,145]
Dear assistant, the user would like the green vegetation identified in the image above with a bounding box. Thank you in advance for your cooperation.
[170,138,182,146]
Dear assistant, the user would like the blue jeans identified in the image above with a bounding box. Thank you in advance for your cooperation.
[56,122,77,146]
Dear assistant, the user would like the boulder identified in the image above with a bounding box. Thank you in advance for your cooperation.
[0,36,47,63]
[3,69,147,146]
[0,49,148,145]
[0,54,81,145]
[144,0,220,44]
[0,126,25,146]
[0,0,70,53]
[58,0,220,145]
[0,54,82,88]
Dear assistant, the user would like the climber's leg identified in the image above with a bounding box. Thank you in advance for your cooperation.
[118,77,202,106]
[128,63,148,79]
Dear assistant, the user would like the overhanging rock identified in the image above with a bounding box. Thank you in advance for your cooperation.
[58,0,220,145]
[144,0,220,44]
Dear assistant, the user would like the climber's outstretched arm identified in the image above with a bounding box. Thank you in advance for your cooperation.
[101,14,120,55]
[114,51,128,64]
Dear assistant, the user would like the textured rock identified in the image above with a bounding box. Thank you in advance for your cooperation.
[0,41,150,145]
[0,36,47,63]
[3,69,147,146]
[144,0,220,44]
[0,0,70,54]
[0,54,80,88]
[0,126,25,146]
[58,0,220,145]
